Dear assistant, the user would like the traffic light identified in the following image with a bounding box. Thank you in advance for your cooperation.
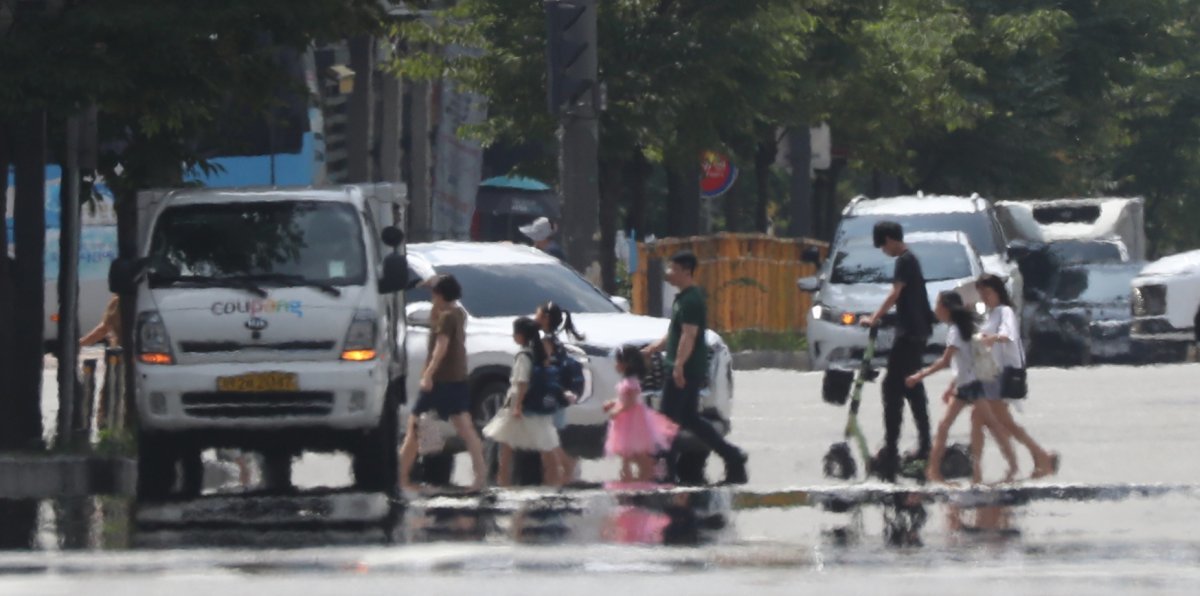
[544,0,596,116]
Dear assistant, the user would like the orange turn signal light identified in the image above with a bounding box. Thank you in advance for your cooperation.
[50,313,61,323]
[840,312,857,326]
[139,352,174,365]
[341,349,377,362]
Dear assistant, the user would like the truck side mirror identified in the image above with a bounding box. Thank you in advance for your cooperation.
[379,253,409,294]
[802,245,823,265]
[108,258,143,295]
[381,226,404,250]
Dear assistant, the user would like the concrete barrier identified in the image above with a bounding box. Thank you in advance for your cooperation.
[0,455,136,499]
[732,350,811,372]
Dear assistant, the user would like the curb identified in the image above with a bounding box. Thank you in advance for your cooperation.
[732,350,811,372]
[0,455,137,499]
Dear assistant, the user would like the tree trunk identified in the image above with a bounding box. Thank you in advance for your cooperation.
[623,152,651,238]
[754,135,776,233]
[7,112,48,450]
[665,154,700,238]
[598,160,622,294]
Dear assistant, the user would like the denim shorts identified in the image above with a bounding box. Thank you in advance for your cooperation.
[955,380,985,402]
[412,381,470,420]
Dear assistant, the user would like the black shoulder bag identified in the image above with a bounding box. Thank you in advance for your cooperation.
[1000,338,1028,399]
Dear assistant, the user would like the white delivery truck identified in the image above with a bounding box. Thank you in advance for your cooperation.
[1130,249,1200,361]
[109,184,409,498]
[995,197,1146,261]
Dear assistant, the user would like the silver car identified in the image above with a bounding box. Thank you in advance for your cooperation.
[799,231,986,371]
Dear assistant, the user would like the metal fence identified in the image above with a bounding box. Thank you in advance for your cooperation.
[630,233,829,333]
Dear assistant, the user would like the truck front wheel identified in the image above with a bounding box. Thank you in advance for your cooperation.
[137,431,178,500]
[352,395,400,494]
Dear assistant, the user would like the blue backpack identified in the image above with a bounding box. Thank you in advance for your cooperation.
[553,343,587,402]
[522,354,561,415]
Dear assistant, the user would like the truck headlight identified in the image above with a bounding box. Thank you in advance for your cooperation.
[341,310,378,361]
[136,311,174,365]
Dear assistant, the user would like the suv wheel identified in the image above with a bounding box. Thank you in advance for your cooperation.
[352,394,400,494]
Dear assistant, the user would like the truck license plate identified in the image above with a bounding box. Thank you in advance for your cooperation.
[217,372,299,392]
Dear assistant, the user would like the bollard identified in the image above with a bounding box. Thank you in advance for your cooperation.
[100,347,124,432]
[78,359,98,446]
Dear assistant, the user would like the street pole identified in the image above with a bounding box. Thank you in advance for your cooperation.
[546,0,600,275]
[56,114,81,449]
[788,127,813,238]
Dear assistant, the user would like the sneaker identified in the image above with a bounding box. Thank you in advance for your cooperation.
[720,452,749,485]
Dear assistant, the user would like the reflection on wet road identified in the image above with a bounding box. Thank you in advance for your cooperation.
[3,366,1200,593]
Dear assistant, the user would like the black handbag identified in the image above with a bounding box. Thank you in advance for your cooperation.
[1000,340,1028,399]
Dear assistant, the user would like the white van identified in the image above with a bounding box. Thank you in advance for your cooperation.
[1130,249,1200,360]
[109,184,410,498]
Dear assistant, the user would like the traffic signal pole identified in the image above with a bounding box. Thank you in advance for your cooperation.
[545,0,599,275]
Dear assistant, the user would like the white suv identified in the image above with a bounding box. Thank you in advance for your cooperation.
[800,231,986,370]
[402,242,735,484]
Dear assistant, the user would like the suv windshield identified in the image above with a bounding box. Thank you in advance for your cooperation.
[1053,266,1139,303]
[832,242,974,285]
[406,262,621,317]
[838,212,1002,256]
[148,201,366,287]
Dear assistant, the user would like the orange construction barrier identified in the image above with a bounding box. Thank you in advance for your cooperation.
[631,233,829,333]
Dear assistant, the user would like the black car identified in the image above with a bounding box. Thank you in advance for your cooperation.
[1026,262,1143,366]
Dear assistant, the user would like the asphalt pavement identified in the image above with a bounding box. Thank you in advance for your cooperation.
[3,360,1198,594]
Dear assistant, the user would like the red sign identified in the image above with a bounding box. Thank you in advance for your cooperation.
[700,151,738,198]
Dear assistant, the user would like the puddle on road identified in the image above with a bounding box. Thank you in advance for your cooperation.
[2,481,1197,577]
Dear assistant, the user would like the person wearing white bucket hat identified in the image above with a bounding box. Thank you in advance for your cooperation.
[519,217,566,261]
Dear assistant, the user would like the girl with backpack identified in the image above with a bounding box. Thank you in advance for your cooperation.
[535,301,587,484]
[604,345,679,483]
[905,291,1019,484]
[974,274,1059,480]
[483,317,564,487]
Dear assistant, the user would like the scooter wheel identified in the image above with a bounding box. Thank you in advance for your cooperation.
[823,442,857,480]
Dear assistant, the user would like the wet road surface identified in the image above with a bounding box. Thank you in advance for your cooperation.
[2,362,1199,594]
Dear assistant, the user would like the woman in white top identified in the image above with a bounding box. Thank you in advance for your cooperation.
[973,275,1060,480]
[907,291,1018,483]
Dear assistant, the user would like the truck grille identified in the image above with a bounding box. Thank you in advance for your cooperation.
[181,391,334,418]
[179,341,336,354]
[638,347,714,392]
[1132,285,1166,317]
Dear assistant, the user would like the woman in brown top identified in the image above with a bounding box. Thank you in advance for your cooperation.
[399,274,487,494]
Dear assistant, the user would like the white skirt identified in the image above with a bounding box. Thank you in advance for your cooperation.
[482,408,560,451]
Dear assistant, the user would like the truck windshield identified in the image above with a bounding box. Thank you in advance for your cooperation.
[831,242,975,285]
[148,201,367,288]
[838,212,1002,256]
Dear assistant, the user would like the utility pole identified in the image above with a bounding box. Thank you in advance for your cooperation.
[544,0,599,274]
[55,114,81,448]
[788,127,813,238]
[347,35,375,183]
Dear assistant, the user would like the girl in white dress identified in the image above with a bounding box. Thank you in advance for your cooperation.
[483,317,563,487]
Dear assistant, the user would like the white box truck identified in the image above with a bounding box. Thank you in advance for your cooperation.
[109,184,409,498]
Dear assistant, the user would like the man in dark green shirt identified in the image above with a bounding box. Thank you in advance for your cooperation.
[645,251,748,485]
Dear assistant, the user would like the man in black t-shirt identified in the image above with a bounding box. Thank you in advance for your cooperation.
[861,221,934,482]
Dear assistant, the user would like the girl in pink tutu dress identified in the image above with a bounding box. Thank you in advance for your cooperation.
[604,345,680,482]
